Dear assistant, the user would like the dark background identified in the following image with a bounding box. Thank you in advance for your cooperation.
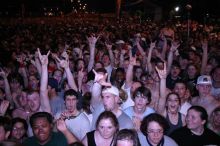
[0,0,219,21]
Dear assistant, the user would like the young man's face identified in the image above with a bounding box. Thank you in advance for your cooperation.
[32,117,52,145]
[65,95,77,112]
[196,84,212,96]
[27,92,40,112]
[174,83,186,99]
[102,93,118,111]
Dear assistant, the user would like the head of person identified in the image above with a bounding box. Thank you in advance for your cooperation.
[133,86,151,109]
[196,75,212,96]
[131,81,142,94]
[209,106,220,128]
[29,112,53,145]
[102,86,120,111]
[170,61,181,79]
[28,73,40,91]
[48,78,59,96]
[64,89,79,112]
[186,63,199,78]
[94,61,104,70]
[52,69,63,83]
[0,117,12,142]
[165,92,181,113]
[186,106,208,133]
[76,58,86,71]
[211,65,220,83]
[8,74,23,92]
[140,113,169,146]
[134,66,143,81]
[113,129,140,146]
[114,68,125,84]
[173,81,187,99]
[102,54,111,67]
[96,111,119,139]
[26,90,40,112]
[10,118,28,142]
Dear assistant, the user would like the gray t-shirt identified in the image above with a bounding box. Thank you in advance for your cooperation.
[91,104,134,130]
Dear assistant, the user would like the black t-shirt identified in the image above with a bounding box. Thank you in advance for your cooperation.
[170,126,220,146]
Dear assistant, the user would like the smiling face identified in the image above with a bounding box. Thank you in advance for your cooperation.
[186,109,205,132]
[27,92,40,112]
[11,122,26,140]
[166,94,180,113]
[97,118,117,139]
[32,117,52,145]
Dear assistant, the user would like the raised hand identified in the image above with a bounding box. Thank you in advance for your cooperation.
[155,62,167,79]
[170,41,180,52]
[38,48,50,66]
[92,69,111,87]
[129,56,137,66]
[56,118,68,132]
[87,34,99,47]
[150,42,156,49]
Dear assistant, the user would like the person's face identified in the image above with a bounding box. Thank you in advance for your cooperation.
[17,91,28,107]
[27,92,40,112]
[213,111,220,126]
[32,117,52,145]
[53,70,62,83]
[28,76,39,90]
[196,84,211,96]
[134,68,143,79]
[166,94,180,113]
[77,60,85,71]
[28,64,37,76]
[174,83,186,99]
[147,121,164,145]
[102,55,110,66]
[186,109,205,131]
[187,65,197,77]
[212,68,220,82]
[115,71,125,82]
[116,140,134,146]
[10,80,21,92]
[134,94,149,110]
[97,118,117,139]
[102,93,117,111]
[11,122,26,140]
[65,95,77,112]
[95,62,103,70]
[171,66,180,78]
[123,60,129,70]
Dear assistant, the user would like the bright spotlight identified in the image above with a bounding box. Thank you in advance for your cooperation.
[175,6,180,12]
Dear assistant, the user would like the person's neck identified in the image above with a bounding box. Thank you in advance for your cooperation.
[68,109,79,116]
[190,127,204,136]
[111,108,121,118]
[134,106,146,115]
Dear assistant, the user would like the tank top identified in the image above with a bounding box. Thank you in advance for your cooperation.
[166,112,183,135]
[87,130,97,146]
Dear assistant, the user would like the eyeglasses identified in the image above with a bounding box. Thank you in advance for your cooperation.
[147,129,163,135]
[13,127,25,131]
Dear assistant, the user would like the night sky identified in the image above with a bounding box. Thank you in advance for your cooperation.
[0,0,219,19]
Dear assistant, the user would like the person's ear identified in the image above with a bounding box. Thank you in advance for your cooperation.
[202,119,206,125]
[5,131,10,140]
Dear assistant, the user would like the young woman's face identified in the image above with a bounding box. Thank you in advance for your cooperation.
[98,118,117,139]
[166,94,180,113]
[11,122,26,140]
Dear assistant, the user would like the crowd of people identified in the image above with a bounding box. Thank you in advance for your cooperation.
[0,14,220,146]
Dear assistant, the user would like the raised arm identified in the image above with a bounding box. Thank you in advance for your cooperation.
[87,35,99,72]
[146,42,156,73]
[155,63,168,114]
[56,118,78,144]
[55,53,78,91]
[124,56,136,88]
[38,48,51,113]
[105,42,115,67]
[0,70,13,107]
[91,69,111,108]
[200,39,208,75]
[167,41,180,74]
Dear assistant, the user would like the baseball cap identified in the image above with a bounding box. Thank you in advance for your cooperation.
[102,86,119,96]
[197,75,212,85]
[48,78,59,91]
